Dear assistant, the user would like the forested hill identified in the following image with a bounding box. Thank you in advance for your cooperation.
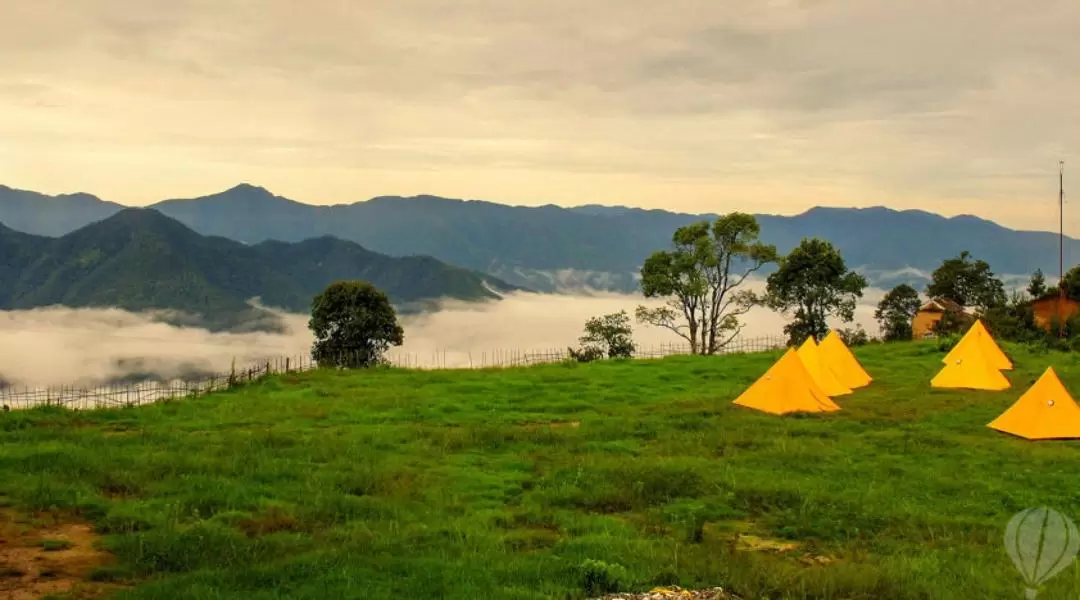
[1,183,1075,292]
[0,208,520,331]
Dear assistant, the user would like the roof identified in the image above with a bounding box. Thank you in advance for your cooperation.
[918,297,967,314]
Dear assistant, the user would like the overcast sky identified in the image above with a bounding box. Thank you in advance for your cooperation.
[1,0,1077,231]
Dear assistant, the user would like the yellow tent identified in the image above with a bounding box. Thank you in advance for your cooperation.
[942,319,1012,371]
[930,338,1011,391]
[819,330,872,389]
[732,348,841,415]
[796,337,853,396]
[988,367,1080,440]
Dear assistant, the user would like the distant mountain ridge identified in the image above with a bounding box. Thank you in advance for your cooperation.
[1,183,1074,293]
[0,207,519,331]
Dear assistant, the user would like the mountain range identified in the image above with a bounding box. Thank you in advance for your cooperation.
[2,183,1075,293]
[0,207,517,331]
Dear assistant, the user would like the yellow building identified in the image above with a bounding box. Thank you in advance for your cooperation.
[1031,292,1080,331]
[912,298,973,339]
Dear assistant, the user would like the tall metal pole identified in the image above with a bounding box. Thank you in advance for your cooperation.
[1060,160,1066,338]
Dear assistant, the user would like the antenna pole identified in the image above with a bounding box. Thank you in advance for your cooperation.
[1060,160,1066,338]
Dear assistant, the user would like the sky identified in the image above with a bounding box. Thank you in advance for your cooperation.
[0,0,1077,231]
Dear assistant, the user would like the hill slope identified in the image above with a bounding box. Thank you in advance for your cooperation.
[2,183,1074,292]
[0,209,519,330]
[0,341,1076,598]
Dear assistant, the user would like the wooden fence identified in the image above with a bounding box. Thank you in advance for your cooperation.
[0,336,785,411]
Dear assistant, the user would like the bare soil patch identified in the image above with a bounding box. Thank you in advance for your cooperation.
[0,509,121,599]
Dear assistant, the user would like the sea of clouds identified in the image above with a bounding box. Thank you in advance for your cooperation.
[0,279,889,390]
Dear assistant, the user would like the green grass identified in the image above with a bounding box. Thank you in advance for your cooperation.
[39,538,74,551]
[2,341,1080,599]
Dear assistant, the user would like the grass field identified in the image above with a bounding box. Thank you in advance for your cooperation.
[2,340,1080,599]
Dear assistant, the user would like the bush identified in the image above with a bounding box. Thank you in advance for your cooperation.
[936,333,963,353]
[836,325,870,347]
[567,346,605,363]
[579,559,629,596]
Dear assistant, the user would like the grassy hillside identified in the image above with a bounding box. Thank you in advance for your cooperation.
[0,208,520,331]
[0,342,1079,599]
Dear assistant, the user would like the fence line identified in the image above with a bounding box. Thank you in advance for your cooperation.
[0,336,785,412]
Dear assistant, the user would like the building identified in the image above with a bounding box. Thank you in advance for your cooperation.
[1032,292,1080,331]
[912,298,973,339]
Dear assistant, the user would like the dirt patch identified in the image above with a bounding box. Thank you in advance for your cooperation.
[236,506,301,537]
[734,534,799,553]
[0,509,122,599]
[589,586,740,599]
[702,522,836,567]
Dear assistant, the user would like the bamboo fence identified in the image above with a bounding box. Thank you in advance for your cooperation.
[0,336,785,411]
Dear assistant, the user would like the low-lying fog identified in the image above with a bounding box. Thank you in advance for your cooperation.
[0,283,888,390]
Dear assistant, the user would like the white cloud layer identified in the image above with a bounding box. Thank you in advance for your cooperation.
[0,287,884,389]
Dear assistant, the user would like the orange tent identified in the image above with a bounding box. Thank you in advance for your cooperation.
[819,330,872,389]
[931,338,1011,391]
[943,319,1012,371]
[796,337,852,396]
[732,348,841,415]
[988,367,1080,440]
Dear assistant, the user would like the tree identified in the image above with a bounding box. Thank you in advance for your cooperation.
[1052,264,1080,299]
[874,283,921,341]
[925,251,1006,311]
[636,213,778,355]
[765,238,868,346]
[577,311,636,359]
[308,280,404,368]
[1028,269,1047,299]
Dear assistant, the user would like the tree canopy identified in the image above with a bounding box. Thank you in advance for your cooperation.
[874,283,921,341]
[1027,269,1047,299]
[636,213,778,355]
[309,280,404,368]
[765,238,867,345]
[577,310,636,359]
[925,251,1006,310]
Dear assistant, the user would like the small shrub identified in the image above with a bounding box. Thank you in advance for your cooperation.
[567,346,605,363]
[836,325,870,347]
[936,333,962,353]
[579,558,629,596]
[39,539,73,552]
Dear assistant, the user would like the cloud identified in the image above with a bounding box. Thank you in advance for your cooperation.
[0,286,884,389]
[0,0,1077,230]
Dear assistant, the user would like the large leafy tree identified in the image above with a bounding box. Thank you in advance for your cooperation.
[765,238,868,346]
[874,283,921,341]
[636,213,778,355]
[925,251,1006,310]
[309,280,404,368]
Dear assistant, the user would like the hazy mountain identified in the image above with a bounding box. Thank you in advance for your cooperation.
[1,183,1074,293]
[0,185,123,237]
[0,208,519,331]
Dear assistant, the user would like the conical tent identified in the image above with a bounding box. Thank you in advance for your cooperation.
[943,320,1012,371]
[931,338,1011,391]
[988,367,1080,440]
[819,330,872,389]
[732,348,841,415]
[796,337,853,396]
